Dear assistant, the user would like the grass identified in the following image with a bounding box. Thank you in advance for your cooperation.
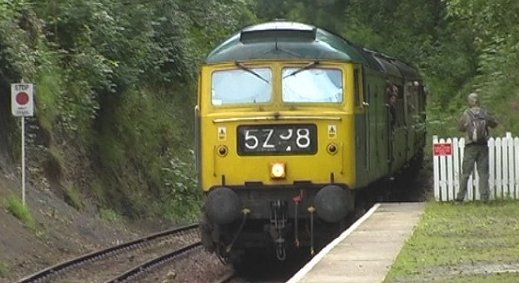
[385,200,519,282]
[5,195,36,231]
[63,185,83,210]
[99,208,120,223]
[0,261,8,278]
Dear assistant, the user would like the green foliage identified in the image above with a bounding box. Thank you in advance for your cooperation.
[94,86,199,218]
[5,195,36,230]
[0,0,246,223]
[440,0,519,136]
[0,2,40,79]
[427,101,459,139]
[35,69,63,133]
[2,0,257,221]
[2,0,519,224]
[255,0,289,21]
[150,0,257,85]
[160,153,202,221]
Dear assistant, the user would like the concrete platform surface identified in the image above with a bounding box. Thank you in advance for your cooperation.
[287,202,425,283]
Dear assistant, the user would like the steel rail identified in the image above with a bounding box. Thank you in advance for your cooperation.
[17,223,198,283]
[214,271,237,283]
[103,242,202,283]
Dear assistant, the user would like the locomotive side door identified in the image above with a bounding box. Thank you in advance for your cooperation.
[353,65,369,184]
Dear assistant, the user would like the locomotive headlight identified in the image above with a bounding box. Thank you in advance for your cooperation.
[270,162,286,179]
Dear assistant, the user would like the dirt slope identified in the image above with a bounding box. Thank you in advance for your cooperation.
[0,153,154,283]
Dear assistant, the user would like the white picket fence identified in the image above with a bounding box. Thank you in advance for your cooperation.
[433,132,519,201]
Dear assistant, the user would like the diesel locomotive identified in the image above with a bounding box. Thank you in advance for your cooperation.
[195,21,426,261]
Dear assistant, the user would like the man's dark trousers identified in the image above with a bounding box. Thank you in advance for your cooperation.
[456,144,490,201]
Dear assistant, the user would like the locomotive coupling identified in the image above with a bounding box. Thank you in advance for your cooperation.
[314,185,354,223]
[206,187,241,224]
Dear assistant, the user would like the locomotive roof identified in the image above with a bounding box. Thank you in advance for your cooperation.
[205,21,422,82]
[206,21,381,69]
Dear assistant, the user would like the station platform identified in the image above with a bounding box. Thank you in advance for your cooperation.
[287,202,425,283]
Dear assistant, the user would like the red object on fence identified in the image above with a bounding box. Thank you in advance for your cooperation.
[433,143,452,156]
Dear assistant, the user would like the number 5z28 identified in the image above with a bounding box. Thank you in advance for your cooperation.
[237,124,317,155]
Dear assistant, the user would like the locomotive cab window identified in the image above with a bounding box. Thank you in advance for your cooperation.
[211,68,272,105]
[282,68,343,103]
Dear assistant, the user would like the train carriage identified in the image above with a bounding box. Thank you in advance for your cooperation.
[196,21,426,261]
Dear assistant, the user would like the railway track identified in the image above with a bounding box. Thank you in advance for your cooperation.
[16,188,413,283]
[104,242,203,283]
[17,224,201,283]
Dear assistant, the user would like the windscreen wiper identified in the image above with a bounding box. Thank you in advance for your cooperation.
[235,61,270,84]
[283,60,320,78]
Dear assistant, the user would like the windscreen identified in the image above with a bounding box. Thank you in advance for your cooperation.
[282,68,343,103]
[211,68,272,105]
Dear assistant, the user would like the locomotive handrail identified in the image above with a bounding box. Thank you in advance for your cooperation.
[213,116,342,123]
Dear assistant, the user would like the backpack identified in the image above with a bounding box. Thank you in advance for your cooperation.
[466,109,488,143]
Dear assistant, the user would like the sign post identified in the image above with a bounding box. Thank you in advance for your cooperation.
[11,83,34,205]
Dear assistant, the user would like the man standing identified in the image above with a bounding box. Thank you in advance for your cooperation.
[456,92,498,202]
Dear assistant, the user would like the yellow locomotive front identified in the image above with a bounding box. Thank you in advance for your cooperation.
[198,61,357,260]
[195,22,376,261]
[198,61,357,191]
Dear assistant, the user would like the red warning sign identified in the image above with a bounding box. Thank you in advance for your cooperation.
[11,83,34,117]
[433,143,452,156]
